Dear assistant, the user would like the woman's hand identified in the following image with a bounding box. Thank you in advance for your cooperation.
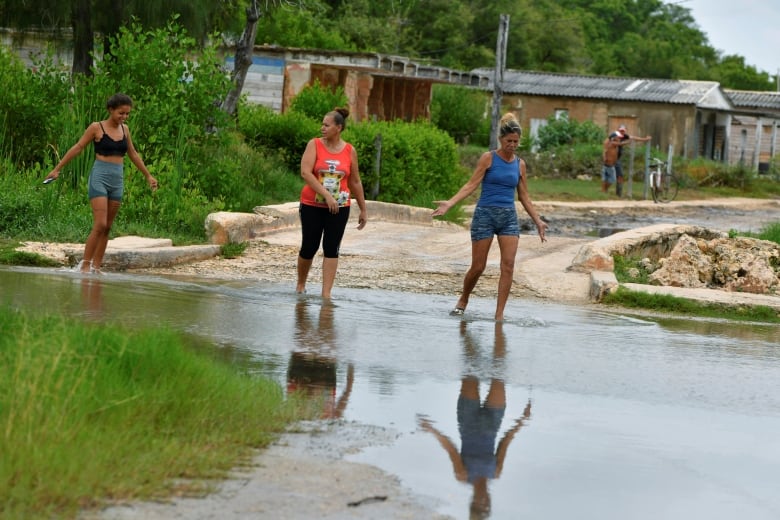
[536,219,548,242]
[431,200,452,217]
[147,175,159,191]
[43,171,59,183]
[356,208,367,230]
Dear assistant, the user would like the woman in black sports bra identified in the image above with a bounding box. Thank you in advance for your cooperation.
[44,93,158,274]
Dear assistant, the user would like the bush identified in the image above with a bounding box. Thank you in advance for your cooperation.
[239,104,320,172]
[535,113,604,151]
[288,80,349,121]
[431,84,489,145]
[0,48,70,166]
[524,144,602,179]
[345,120,465,203]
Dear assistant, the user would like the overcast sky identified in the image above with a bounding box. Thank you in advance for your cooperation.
[683,0,780,75]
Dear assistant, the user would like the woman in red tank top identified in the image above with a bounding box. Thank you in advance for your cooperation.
[297,107,367,298]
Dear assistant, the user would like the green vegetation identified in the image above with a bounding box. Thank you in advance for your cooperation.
[0,307,307,519]
[247,0,777,90]
[220,241,248,259]
[603,286,780,324]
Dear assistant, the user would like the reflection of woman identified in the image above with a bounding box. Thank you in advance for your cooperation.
[80,277,104,319]
[287,300,353,419]
[418,322,531,518]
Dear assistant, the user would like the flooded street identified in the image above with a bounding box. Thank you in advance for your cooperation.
[3,266,780,519]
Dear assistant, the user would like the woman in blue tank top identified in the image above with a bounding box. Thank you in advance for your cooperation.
[44,93,158,274]
[432,113,547,321]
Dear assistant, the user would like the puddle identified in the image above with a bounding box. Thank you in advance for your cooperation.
[3,266,780,520]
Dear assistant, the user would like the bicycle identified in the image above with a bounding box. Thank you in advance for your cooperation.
[649,158,679,203]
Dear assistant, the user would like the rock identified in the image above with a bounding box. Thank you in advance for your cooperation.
[205,212,276,245]
[649,235,712,288]
[649,235,780,294]
[589,271,619,301]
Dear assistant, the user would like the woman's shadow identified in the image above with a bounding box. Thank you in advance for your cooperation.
[287,299,354,419]
[418,321,532,519]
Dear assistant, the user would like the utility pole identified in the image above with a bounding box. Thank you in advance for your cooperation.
[490,14,510,150]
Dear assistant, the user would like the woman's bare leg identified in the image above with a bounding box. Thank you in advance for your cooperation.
[321,257,338,299]
[81,197,108,272]
[90,199,121,271]
[454,237,493,311]
[296,255,313,293]
[494,235,519,321]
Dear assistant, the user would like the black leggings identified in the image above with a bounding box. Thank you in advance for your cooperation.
[298,203,351,259]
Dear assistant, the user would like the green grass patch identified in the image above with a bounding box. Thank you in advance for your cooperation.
[603,286,780,323]
[612,255,652,284]
[0,240,61,267]
[220,241,248,259]
[0,307,306,519]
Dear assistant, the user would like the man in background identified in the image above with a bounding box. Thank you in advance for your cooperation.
[610,124,651,197]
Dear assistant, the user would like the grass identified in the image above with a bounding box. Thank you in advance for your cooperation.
[0,307,309,519]
[602,286,780,323]
[0,239,61,267]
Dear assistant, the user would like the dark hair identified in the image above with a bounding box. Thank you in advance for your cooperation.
[328,107,350,130]
[107,93,133,110]
[499,112,522,138]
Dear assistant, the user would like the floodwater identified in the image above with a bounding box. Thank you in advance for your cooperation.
[2,266,780,520]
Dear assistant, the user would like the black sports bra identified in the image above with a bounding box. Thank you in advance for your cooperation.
[94,122,128,157]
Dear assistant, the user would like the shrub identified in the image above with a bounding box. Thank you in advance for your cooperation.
[288,80,349,121]
[345,120,465,203]
[535,113,604,151]
[0,47,70,165]
[431,84,489,145]
[239,104,320,171]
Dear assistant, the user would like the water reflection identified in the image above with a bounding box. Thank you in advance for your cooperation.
[80,277,104,319]
[417,322,532,519]
[287,299,354,419]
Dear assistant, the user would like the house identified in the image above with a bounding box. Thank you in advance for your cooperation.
[235,45,489,123]
[473,68,737,163]
[724,89,780,170]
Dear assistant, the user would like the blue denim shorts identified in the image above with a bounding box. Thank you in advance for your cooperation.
[470,206,520,241]
[88,160,124,201]
[602,165,617,184]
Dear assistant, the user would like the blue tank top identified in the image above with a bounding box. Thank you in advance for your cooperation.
[477,151,520,208]
[94,122,128,157]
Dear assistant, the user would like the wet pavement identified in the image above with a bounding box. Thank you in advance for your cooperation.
[3,266,780,519]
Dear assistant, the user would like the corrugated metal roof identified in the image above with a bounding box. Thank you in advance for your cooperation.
[725,89,780,110]
[473,69,730,108]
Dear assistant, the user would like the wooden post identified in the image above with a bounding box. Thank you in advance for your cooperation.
[371,133,382,199]
[490,14,510,150]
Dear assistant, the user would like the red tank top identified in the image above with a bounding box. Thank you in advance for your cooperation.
[300,139,353,208]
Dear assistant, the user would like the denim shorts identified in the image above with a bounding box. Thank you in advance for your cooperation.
[602,165,617,184]
[470,206,520,241]
[88,160,124,201]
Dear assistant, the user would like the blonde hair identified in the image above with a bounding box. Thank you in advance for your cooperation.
[498,113,522,138]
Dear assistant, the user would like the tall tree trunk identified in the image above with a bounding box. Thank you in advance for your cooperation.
[221,0,261,117]
[71,0,93,75]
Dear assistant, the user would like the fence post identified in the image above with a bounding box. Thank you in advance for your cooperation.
[371,133,382,200]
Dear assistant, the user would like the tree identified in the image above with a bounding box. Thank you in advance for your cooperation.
[221,0,261,117]
[0,0,239,74]
[712,55,775,91]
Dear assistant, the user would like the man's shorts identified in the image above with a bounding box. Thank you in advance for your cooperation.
[470,206,520,241]
[602,164,617,184]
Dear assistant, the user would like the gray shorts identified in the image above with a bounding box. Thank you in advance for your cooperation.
[602,164,617,184]
[470,206,520,241]
[88,160,124,201]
